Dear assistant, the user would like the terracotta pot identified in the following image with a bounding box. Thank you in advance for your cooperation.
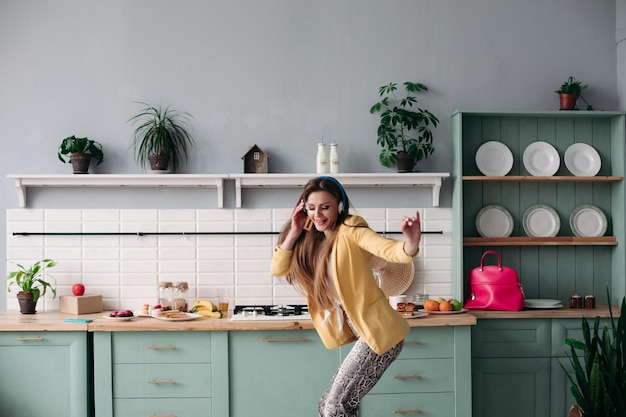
[148,154,170,172]
[396,152,415,173]
[17,292,37,314]
[70,152,91,174]
[559,94,579,110]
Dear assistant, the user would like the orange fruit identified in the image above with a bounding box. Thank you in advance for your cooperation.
[439,301,453,312]
[423,300,440,311]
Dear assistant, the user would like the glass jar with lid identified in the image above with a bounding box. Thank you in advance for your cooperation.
[172,281,189,312]
[157,281,173,311]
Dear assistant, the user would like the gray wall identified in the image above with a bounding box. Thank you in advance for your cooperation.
[0,0,621,310]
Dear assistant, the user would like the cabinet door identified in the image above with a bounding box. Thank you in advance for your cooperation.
[0,332,90,417]
[472,358,551,417]
[229,330,339,417]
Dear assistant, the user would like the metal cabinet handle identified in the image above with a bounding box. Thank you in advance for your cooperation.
[148,415,176,417]
[147,379,177,385]
[394,409,422,414]
[15,336,44,341]
[404,340,422,345]
[260,337,308,342]
[146,345,177,349]
[393,374,422,380]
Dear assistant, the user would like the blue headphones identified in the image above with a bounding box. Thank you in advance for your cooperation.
[318,176,347,214]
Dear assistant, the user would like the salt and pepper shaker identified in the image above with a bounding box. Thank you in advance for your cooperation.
[329,142,340,173]
[316,142,328,174]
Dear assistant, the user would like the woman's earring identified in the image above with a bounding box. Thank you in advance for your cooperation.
[303,217,313,231]
[338,202,344,214]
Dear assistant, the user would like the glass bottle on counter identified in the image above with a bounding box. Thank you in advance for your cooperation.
[157,281,173,311]
[172,281,189,312]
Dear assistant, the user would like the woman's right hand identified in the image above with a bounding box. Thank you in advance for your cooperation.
[280,199,309,250]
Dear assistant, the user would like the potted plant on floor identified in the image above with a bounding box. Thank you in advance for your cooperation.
[370,81,439,172]
[560,290,625,417]
[555,76,594,110]
[6,259,58,314]
[128,102,195,173]
[57,135,104,174]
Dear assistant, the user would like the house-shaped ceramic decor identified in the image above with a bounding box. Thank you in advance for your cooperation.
[242,144,269,173]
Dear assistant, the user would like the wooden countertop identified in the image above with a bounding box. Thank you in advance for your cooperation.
[0,306,618,332]
[0,310,476,331]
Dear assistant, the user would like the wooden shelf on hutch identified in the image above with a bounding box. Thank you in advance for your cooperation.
[7,172,450,209]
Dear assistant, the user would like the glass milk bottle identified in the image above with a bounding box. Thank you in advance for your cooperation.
[329,142,340,173]
[316,143,328,174]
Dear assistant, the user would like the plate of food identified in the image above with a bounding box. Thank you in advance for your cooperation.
[418,308,468,315]
[475,141,514,176]
[523,141,560,176]
[103,312,135,322]
[475,205,514,238]
[564,143,601,176]
[403,311,429,319]
[570,204,608,237]
[152,311,202,321]
[523,204,560,237]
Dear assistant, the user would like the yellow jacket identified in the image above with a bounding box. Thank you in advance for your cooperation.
[270,216,413,354]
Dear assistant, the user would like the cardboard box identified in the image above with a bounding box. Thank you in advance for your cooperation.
[59,294,103,315]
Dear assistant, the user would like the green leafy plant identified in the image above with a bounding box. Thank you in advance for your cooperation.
[128,102,195,173]
[6,259,58,303]
[555,76,594,110]
[370,81,439,169]
[560,289,625,417]
[57,135,104,165]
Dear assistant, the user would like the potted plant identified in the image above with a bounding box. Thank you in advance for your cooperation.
[555,76,594,110]
[128,102,195,173]
[370,81,439,172]
[6,259,58,314]
[57,135,104,174]
[560,290,625,417]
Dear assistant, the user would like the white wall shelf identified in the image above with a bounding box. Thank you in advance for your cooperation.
[7,174,225,208]
[7,173,449,208]
[229,173,449,207]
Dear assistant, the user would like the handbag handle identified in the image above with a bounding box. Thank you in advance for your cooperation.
[479,250,503,272]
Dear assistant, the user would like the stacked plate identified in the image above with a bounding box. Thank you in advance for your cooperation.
[523,204,560,237]
[524,299,563,309]
[570,204,608,237]
[475,205,514,237]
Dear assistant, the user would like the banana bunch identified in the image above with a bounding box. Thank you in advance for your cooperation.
[191,299,223,318]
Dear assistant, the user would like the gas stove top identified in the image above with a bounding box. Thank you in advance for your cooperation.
[230,304,311,321]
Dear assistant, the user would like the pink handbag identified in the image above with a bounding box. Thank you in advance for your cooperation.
[465,250,524,311]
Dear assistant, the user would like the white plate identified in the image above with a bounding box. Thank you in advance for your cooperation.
[524,298,562,307]
[418,308,468,314]
[523,141,560,176]
[475,205,514,238]
[564,143,601,176]
[570,204,608,237]
[403,312,429,319]
[102,315,135,321]
[525,303,563,309]
[152,312,202,321]
[523,204,560,237]
[475,141,514,176]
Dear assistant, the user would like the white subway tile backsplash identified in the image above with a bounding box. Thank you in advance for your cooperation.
[6,208,453,311]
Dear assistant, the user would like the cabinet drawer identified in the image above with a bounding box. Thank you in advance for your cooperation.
[472,319,551,357]
[401,327,454,359]
[114,398,212,417]
[369,358,453,394]
[112,332,211,363]
[113,363,211,398]
[0,331,84,346]
[361,392,455,417]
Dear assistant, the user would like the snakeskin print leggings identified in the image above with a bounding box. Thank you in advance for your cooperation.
[318,338,404,417]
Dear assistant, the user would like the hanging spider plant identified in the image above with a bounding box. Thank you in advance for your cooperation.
[128,102,195,173]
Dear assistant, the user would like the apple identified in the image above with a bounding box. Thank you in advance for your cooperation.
[72,283,85,296]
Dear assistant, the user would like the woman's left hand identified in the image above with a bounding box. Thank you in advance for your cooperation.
[401,211,421,256]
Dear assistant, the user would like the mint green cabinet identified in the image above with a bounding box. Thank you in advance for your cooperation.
[94,331,228,417]
[228,329,339,417]
[0,331,90,417]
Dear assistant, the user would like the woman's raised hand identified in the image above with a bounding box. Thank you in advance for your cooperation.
[401,211,421,257]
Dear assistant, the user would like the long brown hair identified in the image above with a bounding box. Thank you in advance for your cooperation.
[277,177,352,310]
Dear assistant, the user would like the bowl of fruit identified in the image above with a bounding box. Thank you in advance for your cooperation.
[421,298,466,314]
[103,310,135,321]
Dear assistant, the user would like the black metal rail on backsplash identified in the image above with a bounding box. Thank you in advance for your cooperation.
[12,230,443,237]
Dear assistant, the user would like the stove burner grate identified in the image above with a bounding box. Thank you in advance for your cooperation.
[233,304,308,316]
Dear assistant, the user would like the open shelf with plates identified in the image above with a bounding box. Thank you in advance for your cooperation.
[451,110,626,303]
